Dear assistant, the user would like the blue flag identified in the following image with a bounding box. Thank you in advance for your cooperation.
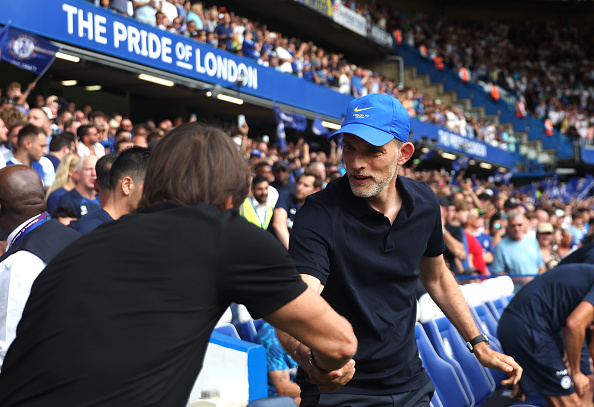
[274,105,307,152]
[311,116,330,138]
[0,25,9,62]
[452,155,470,173]
[418,149,435,162]
[0,27,60,75]
[274,106,307,131]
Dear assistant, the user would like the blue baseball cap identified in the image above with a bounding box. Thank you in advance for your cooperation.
[331,94,410,145]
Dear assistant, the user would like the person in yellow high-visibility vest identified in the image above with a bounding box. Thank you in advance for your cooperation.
[240,175,274,229]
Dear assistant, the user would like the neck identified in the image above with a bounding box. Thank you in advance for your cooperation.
[65,178,76,191]
[13,151,31,166]
[366,174,400,224]
[76,184,96,200]
[102,197,126,221]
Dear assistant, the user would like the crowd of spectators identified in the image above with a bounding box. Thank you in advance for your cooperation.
[85,0,594,148]
[337,0,594,143]
[87,0,520,151]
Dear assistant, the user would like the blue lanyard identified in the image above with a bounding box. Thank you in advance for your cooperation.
[8,212,51,250]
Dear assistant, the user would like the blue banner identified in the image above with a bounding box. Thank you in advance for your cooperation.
[0,26,60,74]
[0,0,353,119]
[581,145,594,165]
[409,119,515,169]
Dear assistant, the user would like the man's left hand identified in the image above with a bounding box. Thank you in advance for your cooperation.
[474,343,523,386]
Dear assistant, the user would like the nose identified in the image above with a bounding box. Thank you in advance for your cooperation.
[351,152,366,171]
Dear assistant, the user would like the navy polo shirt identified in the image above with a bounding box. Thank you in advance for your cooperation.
[289,175,445,396]
[502,264,594,332]
[70,208,114,235]
[559,242,594,265]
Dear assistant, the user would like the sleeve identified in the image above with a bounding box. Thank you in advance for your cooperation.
[491,244,506,273]
[46,192,60,216]
[274,190,291,211]
[218,214,307,320]
[533,238,545,267]
[39,157,55,188]
[423,192,446,258]
[0,253,46,364]
[288,200,333,285]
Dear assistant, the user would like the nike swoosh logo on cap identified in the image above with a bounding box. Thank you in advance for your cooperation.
[353,107,375,112]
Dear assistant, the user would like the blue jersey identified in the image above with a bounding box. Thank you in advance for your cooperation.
[70,209,113,235]
[255,322,298,396]
[57,188,101,218]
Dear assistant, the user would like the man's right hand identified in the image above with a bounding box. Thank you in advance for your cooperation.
[573,371,591,397]
[305,359,356,393]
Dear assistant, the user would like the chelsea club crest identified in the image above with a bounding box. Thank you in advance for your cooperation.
[9,34,37,60]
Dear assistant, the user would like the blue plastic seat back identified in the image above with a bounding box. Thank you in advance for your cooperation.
[470,305,509,387]
[415,323,474,407]
[238,319,258,343]
[424,317,496,404]
[486,297,508,321]
[474,304,499,341]
[213,323,241,340]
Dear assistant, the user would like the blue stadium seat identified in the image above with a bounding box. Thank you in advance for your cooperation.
[486,297,508,321]
[423,316,496,404]
[415,323,474,407]
[239,318,264,343]
[213,323,241,340]
[468,305,508,387]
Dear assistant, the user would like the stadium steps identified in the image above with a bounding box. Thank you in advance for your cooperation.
[403,66,499,125]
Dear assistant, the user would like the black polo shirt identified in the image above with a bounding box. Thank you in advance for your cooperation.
[0,201,307,407]
[289,175,445,396]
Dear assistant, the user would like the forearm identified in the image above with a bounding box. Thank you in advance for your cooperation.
[273,225,289,249]
[444,231,466,261]
[269,370,301,397]
[421,259,480,341]
[277,321,353,372]
[563,326,587,376]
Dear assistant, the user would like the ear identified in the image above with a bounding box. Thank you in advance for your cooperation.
[397,142,415,166]
[24,138,33,150]
[121,176,134,196]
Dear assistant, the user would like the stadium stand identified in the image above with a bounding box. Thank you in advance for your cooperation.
[2,1,594,405]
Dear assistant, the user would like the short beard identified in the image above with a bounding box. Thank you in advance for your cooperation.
[348,163,399,198]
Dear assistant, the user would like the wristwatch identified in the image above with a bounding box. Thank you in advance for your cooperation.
[466,334,489,353]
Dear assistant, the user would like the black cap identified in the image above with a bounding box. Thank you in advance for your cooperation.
[272,161,289,172]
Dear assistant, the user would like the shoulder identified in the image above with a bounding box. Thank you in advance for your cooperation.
[399,176,437,200]
[58,189,79,203]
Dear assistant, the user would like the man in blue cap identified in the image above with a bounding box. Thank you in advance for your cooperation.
[279,94,522,406]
